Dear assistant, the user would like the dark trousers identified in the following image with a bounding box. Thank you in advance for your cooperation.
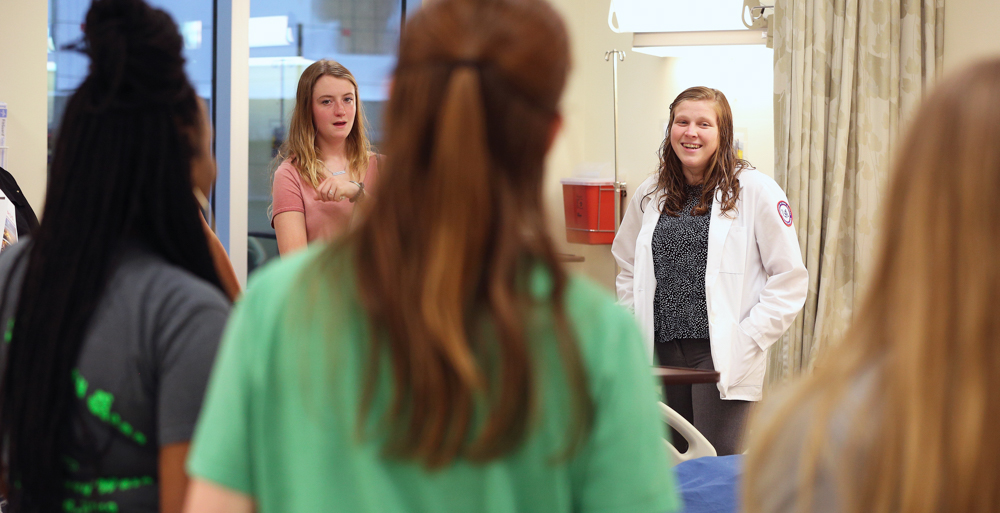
[655,337,752,456]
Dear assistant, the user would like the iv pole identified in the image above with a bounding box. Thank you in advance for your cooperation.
[605,49,625,231]
[605,49,625,273]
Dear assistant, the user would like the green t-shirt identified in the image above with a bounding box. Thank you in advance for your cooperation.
[188,245,679,513]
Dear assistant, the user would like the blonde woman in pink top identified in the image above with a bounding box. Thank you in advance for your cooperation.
[270,60,379,254]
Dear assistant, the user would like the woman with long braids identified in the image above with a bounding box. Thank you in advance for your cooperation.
[184,0,678,511]
[0,0,231,511]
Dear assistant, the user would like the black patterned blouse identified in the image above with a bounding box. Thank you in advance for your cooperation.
[651,184,713,345]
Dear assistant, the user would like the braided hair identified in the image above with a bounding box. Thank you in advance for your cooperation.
[0,0,223,509]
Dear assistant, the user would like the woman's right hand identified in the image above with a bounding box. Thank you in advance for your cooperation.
[314,173,361,202]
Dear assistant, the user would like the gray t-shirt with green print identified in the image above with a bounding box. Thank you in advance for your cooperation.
[0,241,230,513]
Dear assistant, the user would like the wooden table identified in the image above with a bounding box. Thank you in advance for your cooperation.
[653,366,720,385]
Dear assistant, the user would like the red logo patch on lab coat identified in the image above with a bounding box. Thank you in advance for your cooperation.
[777,201,793,227]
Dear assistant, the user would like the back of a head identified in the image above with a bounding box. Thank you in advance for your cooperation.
[0,0,221,509]
[382,0,569,197]
[46,0,213,260]
[351,0,590,469]
[744,58,1000,513]
[371,0,569,260]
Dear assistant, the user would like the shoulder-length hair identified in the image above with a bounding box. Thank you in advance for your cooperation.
[655,86,749,217]
[276,59,371,188]
[744,58,1000,513]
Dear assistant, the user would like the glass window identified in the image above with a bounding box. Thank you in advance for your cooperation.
[47,0,215,166]
[47,0,423,276]
[247,0,422,274]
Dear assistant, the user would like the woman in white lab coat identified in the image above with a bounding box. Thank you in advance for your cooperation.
[612,86,807,455]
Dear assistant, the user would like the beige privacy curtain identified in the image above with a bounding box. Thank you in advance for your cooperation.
[766,0,944,385]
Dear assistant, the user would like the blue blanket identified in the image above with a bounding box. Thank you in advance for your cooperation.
[675,455,742,513]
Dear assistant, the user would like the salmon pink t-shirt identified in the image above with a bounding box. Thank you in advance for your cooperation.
[270,155,379,243]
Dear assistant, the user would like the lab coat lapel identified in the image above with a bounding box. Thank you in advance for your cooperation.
[635,187,666,363]
[705,187,733,291]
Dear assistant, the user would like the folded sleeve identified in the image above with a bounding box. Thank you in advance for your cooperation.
[271,162,306,225]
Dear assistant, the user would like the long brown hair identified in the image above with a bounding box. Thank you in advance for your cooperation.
[744,58,1000,513]
[274,59,371,188]
[347,0,592,468]
[655,87,749,216]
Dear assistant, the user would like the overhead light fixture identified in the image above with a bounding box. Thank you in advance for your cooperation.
[181,21,203,50]
[248,56,314,67]
[249,16,294,48]
[608,0,774,58]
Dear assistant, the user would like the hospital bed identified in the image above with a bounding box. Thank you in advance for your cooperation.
[662,402,741,513]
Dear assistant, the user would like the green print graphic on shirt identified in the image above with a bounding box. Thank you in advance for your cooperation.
[62,498,120,513]
[4,318,13,343]
[71,369,148,445]
[66,476,155,498]
[64,371,155,513]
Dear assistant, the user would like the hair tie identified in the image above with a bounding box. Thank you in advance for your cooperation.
[451,59,481,70]
[393,59,556,116]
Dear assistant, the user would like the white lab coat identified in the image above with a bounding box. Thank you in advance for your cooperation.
[612,169,807,401]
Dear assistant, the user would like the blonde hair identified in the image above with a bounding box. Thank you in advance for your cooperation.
[275,59,371,188]
[744,58,1000,513]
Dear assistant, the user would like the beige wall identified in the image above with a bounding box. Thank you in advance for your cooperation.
[944,0,1000,73]
[545,0,774,291]
[544,0,666,290]
[0,1,49,214]
[544,0,1000,291]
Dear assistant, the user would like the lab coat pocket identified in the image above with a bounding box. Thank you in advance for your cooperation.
[728,322,766,388]
[719,226,747,274]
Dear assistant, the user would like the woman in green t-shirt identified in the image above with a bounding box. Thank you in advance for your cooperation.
[184,0,679,511]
